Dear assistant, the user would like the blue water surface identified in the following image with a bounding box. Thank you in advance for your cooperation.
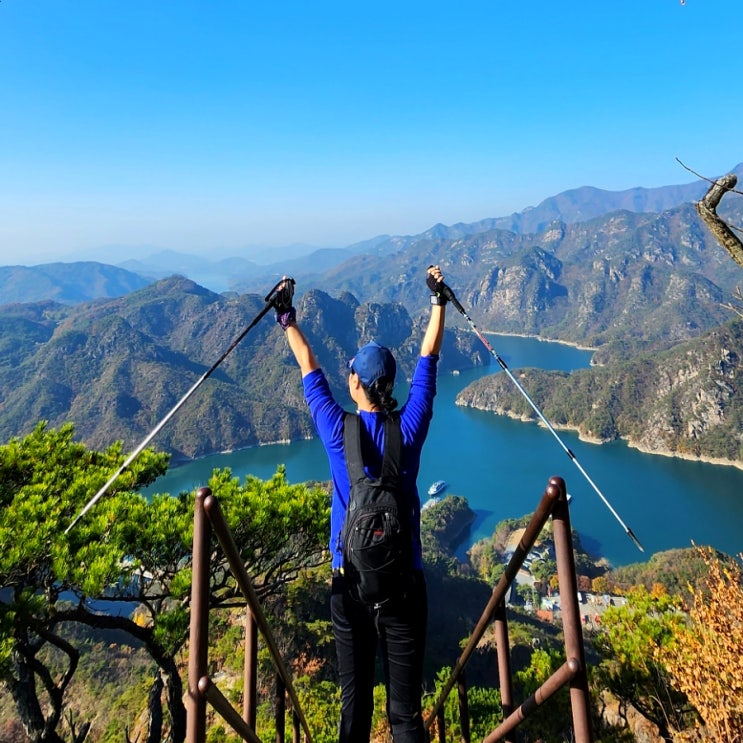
[145,335,743,567]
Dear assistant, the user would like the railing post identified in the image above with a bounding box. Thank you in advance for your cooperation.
[244,607,258,728]
[483,659,582,743]
[292,707,301,743]
[275,673,286,743]
[457,669,470,743]
[186,487,212,743]
[205,496,313,741]
[493,599,515,743]
[436,706,446,743]
[551,476,593,743]
[424,481,560,737]
[423,476,596,743]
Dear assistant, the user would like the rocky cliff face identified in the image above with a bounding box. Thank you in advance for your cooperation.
[455,319,743,467]
[629,330,740,462]
[312,200,743,353]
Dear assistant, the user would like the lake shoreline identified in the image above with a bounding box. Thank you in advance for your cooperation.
[459,406,743,472]
[457,334,743,472]
[171,363,742,474]
[168,333,593,468]
[485,330,599,354]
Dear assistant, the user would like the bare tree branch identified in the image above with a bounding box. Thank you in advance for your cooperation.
[676,157,743,197]
[676,159,743,313]
[694,172,743,269]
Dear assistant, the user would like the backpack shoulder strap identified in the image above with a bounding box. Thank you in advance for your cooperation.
[380,412,402,484]
[342,411,403,485]
[343,412,366,484]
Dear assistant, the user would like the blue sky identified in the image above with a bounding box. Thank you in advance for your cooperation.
[1,0,741,265]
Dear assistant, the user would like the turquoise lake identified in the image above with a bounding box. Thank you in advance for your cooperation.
[145,335,743,568]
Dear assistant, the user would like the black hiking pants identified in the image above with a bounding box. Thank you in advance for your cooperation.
[331,570,428,743]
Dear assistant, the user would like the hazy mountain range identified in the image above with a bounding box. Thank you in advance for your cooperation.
[2,162,740,302]
[120,160,743,295]
[0,262,151,305]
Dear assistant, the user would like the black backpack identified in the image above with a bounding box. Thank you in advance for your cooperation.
[341,412,413,605]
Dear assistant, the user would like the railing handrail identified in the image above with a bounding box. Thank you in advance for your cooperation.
[424,477,562,727]
[424,476,593,743]
[186,477,592,743]
[186,487,313,743]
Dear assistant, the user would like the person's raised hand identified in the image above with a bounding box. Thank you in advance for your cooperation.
[426,265,448,304]
[274,276,296,329]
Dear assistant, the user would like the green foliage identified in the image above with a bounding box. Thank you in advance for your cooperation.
[205,724,232,743]
[530,557,556,584]
[0,423,331,742]
[467,514,603,597]
[255,677,339,743]
[297,677,341,743]
[467,514,531,583]
[0,423,170,738]
[592,585,695,738]
[515,648,573,742]
[2,279,471,460]
[421,495,475,574]
[426,666,502,742]
[0,421,169,596]
[515,583,537,606]
[608,547,726,600]
[465,685,503,740]
[7,422,742,742]
[206,465,330,596]
[87,654,155,742]
[292,675,457,743]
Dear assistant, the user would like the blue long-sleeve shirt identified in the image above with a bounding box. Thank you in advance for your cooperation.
[302,354,439,570]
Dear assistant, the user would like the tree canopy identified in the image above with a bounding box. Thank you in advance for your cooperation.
[0,423,330,743]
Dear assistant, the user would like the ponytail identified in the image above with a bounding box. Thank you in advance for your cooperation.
[362,377,398,413]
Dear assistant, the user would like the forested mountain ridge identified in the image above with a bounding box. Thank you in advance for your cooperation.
[456,318,743,466]
[0,276,488,459]
[304,200,743,353]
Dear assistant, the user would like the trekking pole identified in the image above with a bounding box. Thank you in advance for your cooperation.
[437,281,644,552]
[65,278,292,533]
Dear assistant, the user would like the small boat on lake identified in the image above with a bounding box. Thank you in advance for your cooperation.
[422,481,448,511]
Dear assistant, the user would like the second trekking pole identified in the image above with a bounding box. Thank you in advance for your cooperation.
[434,277,644,553]
[65,278,293,533]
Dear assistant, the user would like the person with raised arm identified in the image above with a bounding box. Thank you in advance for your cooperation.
[274,266,448,743]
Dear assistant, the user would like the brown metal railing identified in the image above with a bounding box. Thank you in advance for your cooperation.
[424,476,593,743]
[185,487,313,743]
